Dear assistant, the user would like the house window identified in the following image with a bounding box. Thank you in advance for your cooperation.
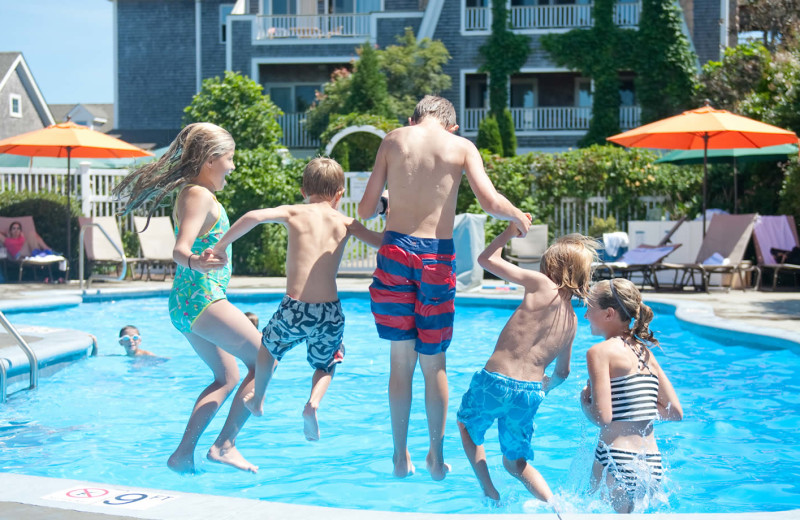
[576,78,592,107]
[464,74,488,109]
[9,94,21,118]
[220,4,234,43]
[619,77,636,106]
[266,84,321,113]
[272,0,297,15]
[510,76,537,108]
[466,0,488,7]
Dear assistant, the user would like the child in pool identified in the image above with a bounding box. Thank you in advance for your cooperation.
[581,279,683,513]
[457,227,596,507]
[118,325,155,357]
[357,95,531,480]
[212,157,383,441]
[113,122,262,474]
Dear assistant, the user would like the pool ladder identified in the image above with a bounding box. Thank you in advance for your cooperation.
[0,311,38,403]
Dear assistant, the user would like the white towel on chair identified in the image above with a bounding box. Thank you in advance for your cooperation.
[603,232,630,257]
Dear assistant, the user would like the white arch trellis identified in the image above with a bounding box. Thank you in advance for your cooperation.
[328,125,386,273]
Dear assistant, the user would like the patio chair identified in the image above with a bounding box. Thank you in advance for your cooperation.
[133,216,176,281]
[653,213,757,292]
[593,244,682,289]
[752,215,800,290]
[505,224,548,269]
[0,215,67,282]
[78,216,136,282]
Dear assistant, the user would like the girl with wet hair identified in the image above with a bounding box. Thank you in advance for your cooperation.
[113,123,262,475]
[581,278,683,513]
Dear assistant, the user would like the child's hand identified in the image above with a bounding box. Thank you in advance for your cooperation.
[194,248,227,273]
[580,379,592,403]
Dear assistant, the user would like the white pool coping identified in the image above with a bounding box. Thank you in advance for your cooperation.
[0,288,798,519]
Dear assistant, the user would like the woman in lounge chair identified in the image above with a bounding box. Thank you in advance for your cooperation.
[581,278,683,513]
[0,221,53,260]
[112,123,261,475]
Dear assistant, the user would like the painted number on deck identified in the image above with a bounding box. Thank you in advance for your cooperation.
[44,487,177,510]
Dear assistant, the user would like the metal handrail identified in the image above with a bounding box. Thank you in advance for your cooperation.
[79,223,128,291]
[0,310,39,403]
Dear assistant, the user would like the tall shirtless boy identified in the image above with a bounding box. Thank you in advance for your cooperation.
[358,95,531,480]
[213,158,382,441]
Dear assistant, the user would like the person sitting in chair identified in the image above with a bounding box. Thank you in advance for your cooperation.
[0,221,54,260]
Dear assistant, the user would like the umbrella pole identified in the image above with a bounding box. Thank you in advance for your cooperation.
[733,157,738,214]
[702,134,709,237]
[66,147,72,279]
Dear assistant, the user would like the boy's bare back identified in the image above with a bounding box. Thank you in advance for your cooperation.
[283,203,353,303]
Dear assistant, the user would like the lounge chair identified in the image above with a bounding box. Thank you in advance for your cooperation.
[653,213,757,292]
[133,216,176,281]
[505,224,548,269]
[593,244,682,289]
[752,215,800,290]
[0,215,67,282]
[78,216,135,283]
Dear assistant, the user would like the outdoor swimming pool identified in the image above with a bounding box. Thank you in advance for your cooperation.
[1,292,799,515]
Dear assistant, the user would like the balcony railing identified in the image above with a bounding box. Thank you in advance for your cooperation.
[465,2,640,31]
[277,113,320,149]
[255,13,371,40]
[463,106,641,132]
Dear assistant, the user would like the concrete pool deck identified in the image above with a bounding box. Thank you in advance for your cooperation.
[1,276,799,519]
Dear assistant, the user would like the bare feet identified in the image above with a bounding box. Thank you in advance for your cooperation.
[303,402,320,441]
[242,391,263,417]
[207,444,258,473]
[167,451,195,474]
[426,452,451,481]
[392,450,415,478]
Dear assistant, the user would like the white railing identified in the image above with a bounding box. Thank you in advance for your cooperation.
[619,105,641,129]
[510,4,593,29]
[338,172,382,272]
[555,194,668,237]
[278,113,320,149]
[464,2,640,31]
[463,106,640,132]
[255,13,371,40]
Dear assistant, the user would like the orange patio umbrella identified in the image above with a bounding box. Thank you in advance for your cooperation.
[607,103,798,234]
[0,121,154,276]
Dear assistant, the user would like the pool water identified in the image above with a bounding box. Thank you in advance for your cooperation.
[1,294,799,514]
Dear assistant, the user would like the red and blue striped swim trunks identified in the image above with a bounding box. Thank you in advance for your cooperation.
[370,231,456,355]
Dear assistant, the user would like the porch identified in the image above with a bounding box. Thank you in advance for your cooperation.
[254,13,371,40]
[464,1,641,32]
[462,106,642,133]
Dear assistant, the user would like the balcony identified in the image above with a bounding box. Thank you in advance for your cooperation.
[463,106,641,133]
[465,2,640,31]
[277,113,320,149]
[255,13,371,40]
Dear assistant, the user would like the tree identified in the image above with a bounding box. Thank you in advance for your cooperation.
[183,71,283,150]
[344,43,393,118]
[693,42,771,111]
[479,0,530,155]
[738,0,800,51]
[476,116,503,155]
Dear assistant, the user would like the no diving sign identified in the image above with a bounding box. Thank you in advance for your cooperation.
[44,486,178,510]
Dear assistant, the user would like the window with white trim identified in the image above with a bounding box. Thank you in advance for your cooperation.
[9,94,21,117]
[575,78,592,107]
[510,75,537,108]
[266,84,320,113]
[464,74,488,109]
[220,4,234,43]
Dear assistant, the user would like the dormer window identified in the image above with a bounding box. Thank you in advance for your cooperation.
[9,94,21,117]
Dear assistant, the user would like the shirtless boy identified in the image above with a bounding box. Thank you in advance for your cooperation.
[357,95,531,480]
[213,158,382,441]
[457,227,596,506]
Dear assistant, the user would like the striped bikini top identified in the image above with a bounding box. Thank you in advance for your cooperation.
[610,372,659,422]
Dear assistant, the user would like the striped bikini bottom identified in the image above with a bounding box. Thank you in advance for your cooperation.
[595,443,663,496]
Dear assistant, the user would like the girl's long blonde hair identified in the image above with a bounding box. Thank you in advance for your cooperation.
[112,123,234,228]
[589,278,659,347]
[540,233,598,300]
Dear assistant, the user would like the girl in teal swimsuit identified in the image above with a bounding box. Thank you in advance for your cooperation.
[113,123,263,475]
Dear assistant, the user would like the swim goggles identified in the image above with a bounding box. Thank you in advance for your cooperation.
[119,335,141,343]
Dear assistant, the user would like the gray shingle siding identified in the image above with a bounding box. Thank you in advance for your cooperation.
[201,0,229,81]
[116,0,196,130]
[0,71,47,139]
[386,0,421,11]
[376,18,422,48]
[693,0,721,65]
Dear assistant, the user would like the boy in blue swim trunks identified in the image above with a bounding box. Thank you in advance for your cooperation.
[457,226,596,506]
[358,95,531,480]
[213,158,383,441]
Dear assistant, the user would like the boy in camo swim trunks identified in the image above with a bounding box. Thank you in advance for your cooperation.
[457,226,596,507]
[212,158,383,441]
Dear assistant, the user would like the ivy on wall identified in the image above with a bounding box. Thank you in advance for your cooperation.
[479,0,530,155]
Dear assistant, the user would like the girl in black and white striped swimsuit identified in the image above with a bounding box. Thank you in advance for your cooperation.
[581,279,683,513]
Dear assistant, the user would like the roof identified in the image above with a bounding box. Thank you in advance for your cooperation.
[0,51,55,127]
[0,52,21,76]
[48,103,115,133]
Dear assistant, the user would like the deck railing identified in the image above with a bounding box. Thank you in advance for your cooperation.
[463,106,641,132]
[277,113,320,149]
[255,13,371,40]
[464,1,640,31]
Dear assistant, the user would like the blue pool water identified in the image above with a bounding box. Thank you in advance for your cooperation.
[1,293,799,514]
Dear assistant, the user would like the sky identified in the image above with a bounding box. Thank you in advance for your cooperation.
[0,0,114,104]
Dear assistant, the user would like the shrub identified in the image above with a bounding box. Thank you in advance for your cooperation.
[497,109,517,157]
[588,215,618,237]
[476,116,503,155]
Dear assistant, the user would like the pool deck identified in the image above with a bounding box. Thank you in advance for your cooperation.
[1,276,799,519]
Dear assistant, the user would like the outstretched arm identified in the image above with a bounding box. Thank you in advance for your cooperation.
[477,222,543,288]
[358,140,389,220]
[173,187,227,273]
[346,218,384,249]
[464,144,530,236]
[213,206,291,256]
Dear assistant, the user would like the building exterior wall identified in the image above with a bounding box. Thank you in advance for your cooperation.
[0,70,47,139]
[693,0,721,65]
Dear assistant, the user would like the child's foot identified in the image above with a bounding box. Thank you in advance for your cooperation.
[392,450,415,478]
[167,451,195,474]
[425,452,451,481]
[302,402,320,441]
[242,391,263,417]
[207,445,258,473]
